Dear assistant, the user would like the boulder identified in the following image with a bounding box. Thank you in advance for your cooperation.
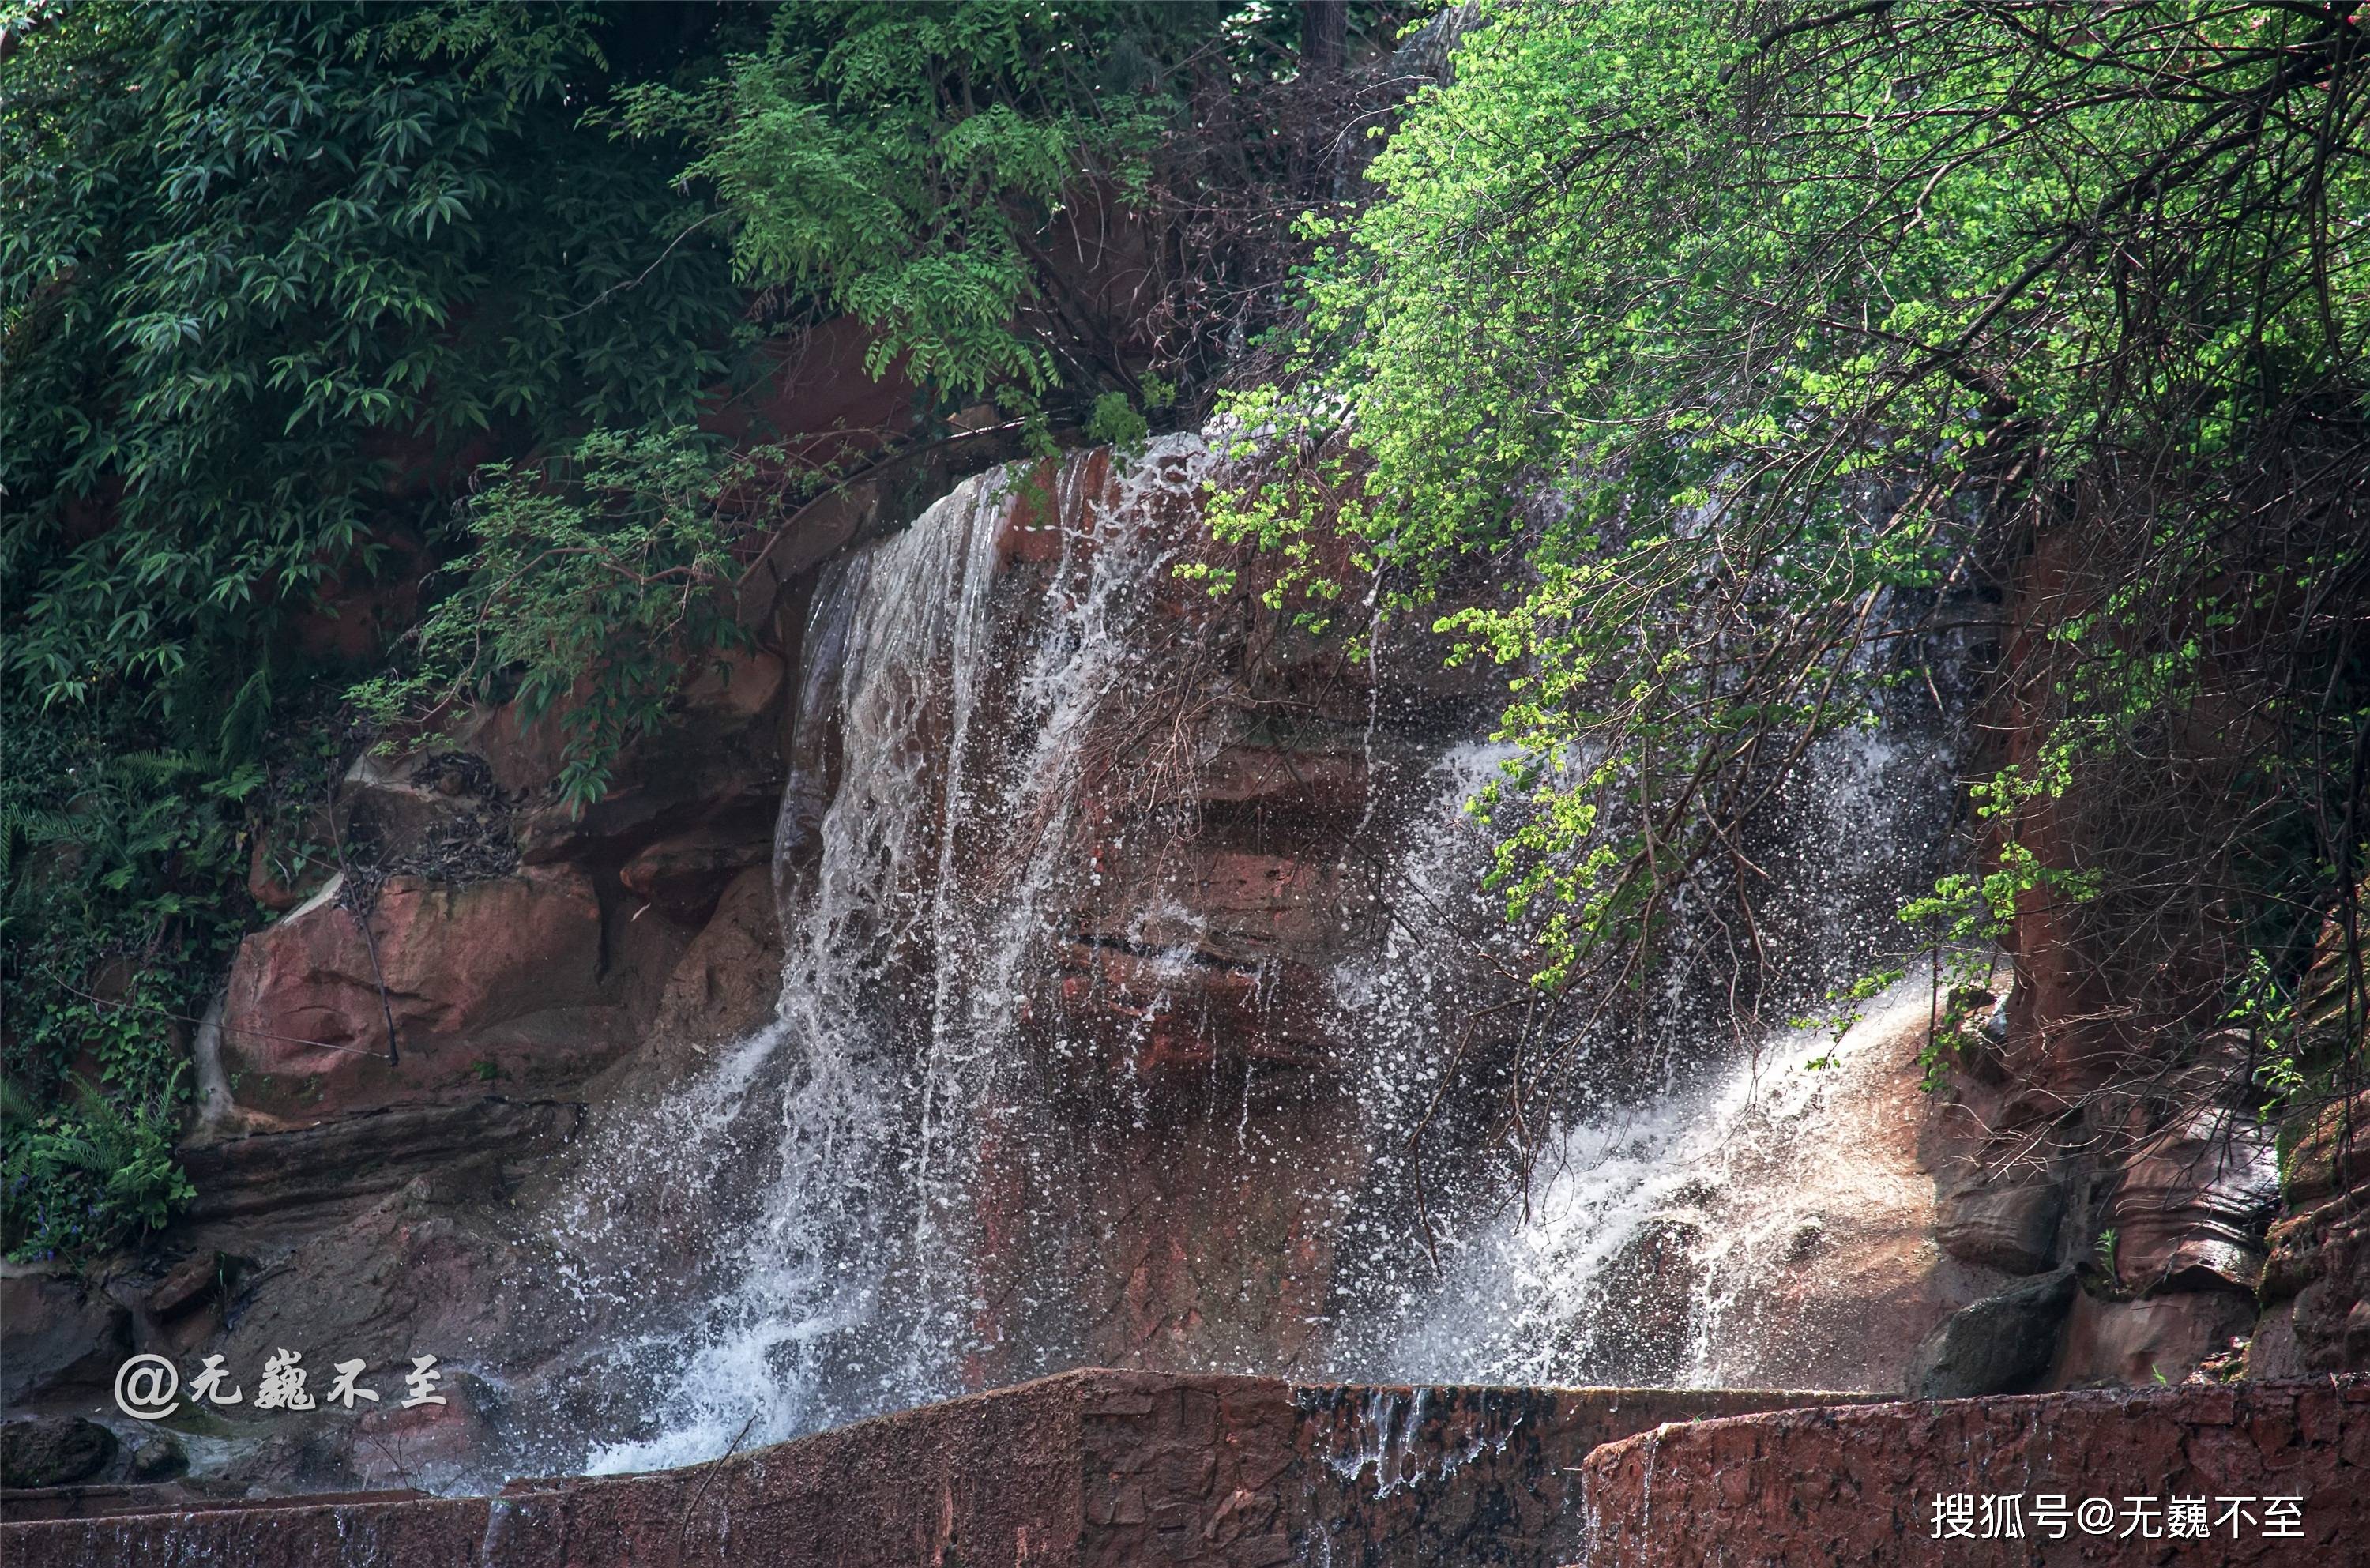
[0,1417,118,1489]
[619,828,768,926]
[2054,1287,2257,1386]
[1583,1211,1710,1384]
[1936,1169,2063,1275]
[142,1250,231,1321]
[126,1428,190,1482]
[0,1271,130,1404]
[332,750,515,880]
[649,866,784,1051]
[1909,1266,2076,1397]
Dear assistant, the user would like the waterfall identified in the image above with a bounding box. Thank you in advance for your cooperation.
[1329,728,1961,1393]
[540,441,1217,1474]
[504,434,1956,1481]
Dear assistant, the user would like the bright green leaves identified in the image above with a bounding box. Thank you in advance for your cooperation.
[1213,0,2370,1019]
[618,2,1153,408]
[618,2,1267,419]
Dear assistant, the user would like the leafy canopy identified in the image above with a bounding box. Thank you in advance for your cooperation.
[1,0,746,1258]
[1217,2,2370,1047]
[619,1,1361,423]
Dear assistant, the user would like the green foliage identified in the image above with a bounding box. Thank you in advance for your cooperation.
[2,1,747,1259]
[1898,762,2103,946]
[1085,389,1151,449]
[2236,950,2307,1115]
[0,709,254,1258]
[352,427,771,812]
[1215,1,2370,1023]
[1793,966,1907,1058]
[2,1070,196,1260]
[3,0,741,724]
[620,1,1355,421]
[612,1,1157,404]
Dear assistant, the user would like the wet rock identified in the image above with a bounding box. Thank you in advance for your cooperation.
[0,1272,131,1404]
[2108,1104,2281,1293]
[1909,1266,2075,1397]
[648,865,784,1051]
[0,1372,1873,1566]
[2254,1086,2370,1376]
[345,1368,498,1491]
[1784,1213,1828,1261]
[1579,1378,2370,1567]
[177,1096,579,1228]
[1936,1169,2063,1274]
[0,1417,118,1489]
[126,1429,189,1482]
[142,1250,231,1322]
[1586,1212,1710,1383]
[619,827,767,926]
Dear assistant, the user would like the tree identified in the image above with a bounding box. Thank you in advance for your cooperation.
[1216,0,2370,1142]
[0,0,747,1258]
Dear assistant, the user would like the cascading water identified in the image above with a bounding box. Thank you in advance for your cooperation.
[536,441,1221,1473]
[1319,725,1962,1393]
[510,432,1960,1479]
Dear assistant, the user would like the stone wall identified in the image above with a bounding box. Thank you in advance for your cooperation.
[0,1372,1867,1568]
[1574,1378,2368,1566]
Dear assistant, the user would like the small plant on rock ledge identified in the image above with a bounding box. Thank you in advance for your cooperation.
[351,428,793,816]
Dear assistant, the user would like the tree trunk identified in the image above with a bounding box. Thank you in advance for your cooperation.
[1300,0,1347,75]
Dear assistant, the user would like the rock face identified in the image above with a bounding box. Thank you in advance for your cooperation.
[213,643,793,1130]
[32,431,2355,1510]
[506,435,1532,1461]
[220,868,623,1118]
[0,1274,129,1406]
[7,627,799,1495]
[2252,904,2370,1378]
[1578,1378,2370,1566]
[0,1372,1868,1568]
[1937,529,2370,1392]
[2107,1106,2282,1295]
[2254,1085,2370,1377]
[1934,1169,2063,1277]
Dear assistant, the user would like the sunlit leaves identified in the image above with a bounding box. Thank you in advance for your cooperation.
[1214,0,2370,1003]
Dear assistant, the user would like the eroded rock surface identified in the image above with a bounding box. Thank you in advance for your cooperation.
[1578,1378,2368,1566]
[0,1371,1866,1567]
